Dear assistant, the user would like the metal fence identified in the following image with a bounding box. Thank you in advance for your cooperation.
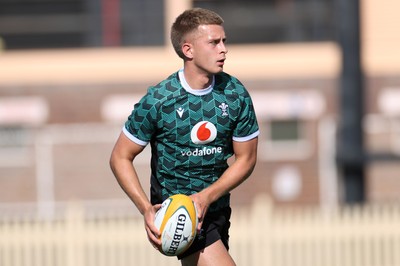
[1,195,400,266]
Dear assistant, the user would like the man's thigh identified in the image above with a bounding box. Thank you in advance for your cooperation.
[181,240,236,266]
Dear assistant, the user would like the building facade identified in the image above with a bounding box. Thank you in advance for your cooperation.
[0,0,399,217]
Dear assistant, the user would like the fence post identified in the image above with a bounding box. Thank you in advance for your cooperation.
[251,194,273,266]
[65,202,85,266]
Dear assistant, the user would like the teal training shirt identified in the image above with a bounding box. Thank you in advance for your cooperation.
[124,69,259,212]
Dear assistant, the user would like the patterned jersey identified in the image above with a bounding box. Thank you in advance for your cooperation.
[124,69,259,212]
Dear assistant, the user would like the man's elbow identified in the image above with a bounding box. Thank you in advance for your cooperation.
[109,150,118,175]
[246,149,258,176]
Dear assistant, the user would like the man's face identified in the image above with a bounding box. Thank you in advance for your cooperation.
[186,24,228,75]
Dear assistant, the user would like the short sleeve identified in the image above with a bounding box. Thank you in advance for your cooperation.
[123,91,159,146]
[232,91,259,142]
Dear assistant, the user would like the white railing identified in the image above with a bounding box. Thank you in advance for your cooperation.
[1,196,400,266]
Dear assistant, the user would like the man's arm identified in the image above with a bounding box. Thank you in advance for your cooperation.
[109,132,161,247]
[191,137,258,228]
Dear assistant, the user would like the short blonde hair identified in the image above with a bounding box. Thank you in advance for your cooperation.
[170,8,224,59]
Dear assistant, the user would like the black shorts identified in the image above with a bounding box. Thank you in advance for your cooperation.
[178,206,232,260]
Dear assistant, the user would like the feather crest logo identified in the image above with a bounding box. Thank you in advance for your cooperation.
[219,103,229,116]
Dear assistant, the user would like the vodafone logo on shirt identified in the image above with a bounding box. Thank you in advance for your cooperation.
[190,121,217,144]
[180,121,221,157]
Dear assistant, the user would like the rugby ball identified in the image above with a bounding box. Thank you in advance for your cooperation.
[154,194,198,256]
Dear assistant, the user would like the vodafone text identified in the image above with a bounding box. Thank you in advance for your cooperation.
[167,214,187,255]
[181,147,222,157]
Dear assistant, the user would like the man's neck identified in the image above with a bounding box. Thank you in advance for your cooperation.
[183,67,213,90]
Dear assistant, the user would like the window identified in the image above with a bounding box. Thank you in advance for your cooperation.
[0,126,30,147]
[270,120,300,141]
[0,0,165,49]
[260,118,312,161]
[0,126,32,167]
[194,0,335,44]
[249,90,323,161]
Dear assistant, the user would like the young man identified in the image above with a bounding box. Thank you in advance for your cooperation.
[110,8,259,266]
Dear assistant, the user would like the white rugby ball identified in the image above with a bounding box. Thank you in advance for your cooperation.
[154,194,198,256]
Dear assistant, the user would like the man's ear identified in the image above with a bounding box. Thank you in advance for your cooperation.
[182,43,193,59]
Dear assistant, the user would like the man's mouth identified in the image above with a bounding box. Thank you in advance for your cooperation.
[217,59,225,65]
